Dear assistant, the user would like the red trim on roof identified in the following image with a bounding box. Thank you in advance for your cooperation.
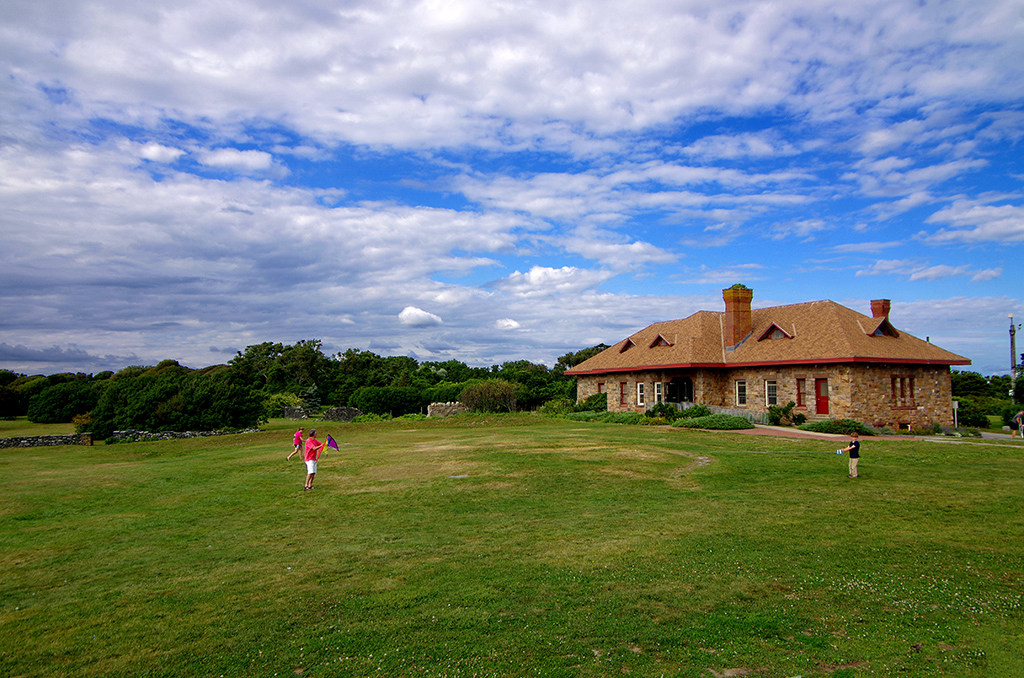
[566,355,970,376]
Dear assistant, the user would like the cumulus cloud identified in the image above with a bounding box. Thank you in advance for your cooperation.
[495,318,521,330]
[923,200,1024,243]
[198,148,276,172]
[399,306,443,327]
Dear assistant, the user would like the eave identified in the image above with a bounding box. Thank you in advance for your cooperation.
[565,355,971,376]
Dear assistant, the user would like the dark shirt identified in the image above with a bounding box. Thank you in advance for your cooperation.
[849,440,860,458]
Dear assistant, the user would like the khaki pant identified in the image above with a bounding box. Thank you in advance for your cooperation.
[849,457,859,478]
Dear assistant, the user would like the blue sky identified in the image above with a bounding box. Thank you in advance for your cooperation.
[1,0,1022,376]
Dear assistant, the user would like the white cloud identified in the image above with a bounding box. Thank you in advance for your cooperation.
[398,306,443,327]
[855,259,1002,283]
[495,318,520,330]
[198,148,275,172]
[923,200,1024,243]
[138,142,185,163]
[498,266,613,297]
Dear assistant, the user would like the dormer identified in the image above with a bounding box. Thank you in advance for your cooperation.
[619,338,636,353]
[649,334,673,348]
[757,322,793,341]
[867,317,900,338]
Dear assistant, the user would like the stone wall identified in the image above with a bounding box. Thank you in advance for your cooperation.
[282,407,308,419]
[0,434,93,449]
[578,362,954,429]
[427,401,469,417]
[320,407,363,422]
[108,429,258,443]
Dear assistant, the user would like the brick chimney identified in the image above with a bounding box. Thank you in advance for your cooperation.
[723,285,753,349]
[871,299,891,320]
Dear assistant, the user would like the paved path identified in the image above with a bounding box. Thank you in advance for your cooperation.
[739,424,1023,445]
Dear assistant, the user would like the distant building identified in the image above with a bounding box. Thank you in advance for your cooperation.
[566,285,970,430]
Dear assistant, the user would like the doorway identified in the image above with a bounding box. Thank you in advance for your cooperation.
[815,378,829,415]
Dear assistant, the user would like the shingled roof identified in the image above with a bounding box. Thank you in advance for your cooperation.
[566,298,970,376]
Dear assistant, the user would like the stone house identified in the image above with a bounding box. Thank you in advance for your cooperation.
[566,286,970,430]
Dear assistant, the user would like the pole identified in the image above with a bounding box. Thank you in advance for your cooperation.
[1011,313,1017,400]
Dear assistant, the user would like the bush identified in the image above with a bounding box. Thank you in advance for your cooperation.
[798,418,874,436]
[672,414,755,430]
[460,380,517,413]
[676,404,712,419]
[539,398,576,415]
[262,391,303,418]
[766,401,805,426]
[645,403,681,421]
[577,392,608,412]
[952,397,989,428]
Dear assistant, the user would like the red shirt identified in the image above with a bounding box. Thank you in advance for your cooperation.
[304,436,322,461]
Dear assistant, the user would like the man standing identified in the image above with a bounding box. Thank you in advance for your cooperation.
[1013,410,1024,439]
[302,428,326,491]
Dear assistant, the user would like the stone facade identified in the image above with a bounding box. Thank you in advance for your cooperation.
[577,362,954,429]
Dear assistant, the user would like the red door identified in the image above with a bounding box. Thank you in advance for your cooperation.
[815,379,829,415]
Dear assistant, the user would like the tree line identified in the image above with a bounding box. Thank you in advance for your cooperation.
[0,340,610,439]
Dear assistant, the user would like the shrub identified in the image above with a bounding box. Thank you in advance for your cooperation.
[676,404,712,419]
[262,391,303,418]
[577,392,608,412]
[460,380,517,413]
[645,403,681,421]
[539,398,576,415]
[798,418,874,436]
[953,397,991,428]
[766,401,807,426]
[672,414,755,430]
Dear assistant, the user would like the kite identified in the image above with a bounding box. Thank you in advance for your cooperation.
[327,435,339,450]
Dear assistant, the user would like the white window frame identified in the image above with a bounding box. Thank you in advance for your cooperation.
[735,380,747,406]
[765,380,778,406]
[636,382,646,406]
[654,381,663,404]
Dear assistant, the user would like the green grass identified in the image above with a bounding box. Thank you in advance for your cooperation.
[2,415,1023,677]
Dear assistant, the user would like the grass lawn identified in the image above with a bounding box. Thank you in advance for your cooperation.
[1,415,1022,677]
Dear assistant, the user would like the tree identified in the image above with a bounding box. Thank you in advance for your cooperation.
[27,380,105,423]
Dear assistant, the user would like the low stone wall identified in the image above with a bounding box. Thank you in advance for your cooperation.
[427,401,469,417]
[0,434,93,449]
[320,407,363,422]
[108,429,259,443]
[282,407,308,419]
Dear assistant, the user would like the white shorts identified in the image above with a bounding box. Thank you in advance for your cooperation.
[305,460,317,474]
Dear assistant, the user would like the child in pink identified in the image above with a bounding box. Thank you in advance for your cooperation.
[286,427,304,460]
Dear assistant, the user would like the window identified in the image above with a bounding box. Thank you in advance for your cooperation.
[654,381,663,404]
[765,380,778,406]
[891,376,915,407]
[796,378,806,407]
[637,382,646,406]
[619,382,627,406]
[735,380,747,406]
[596,382,604,393]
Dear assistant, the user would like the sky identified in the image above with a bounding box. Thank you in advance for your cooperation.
[1,0,1022,378]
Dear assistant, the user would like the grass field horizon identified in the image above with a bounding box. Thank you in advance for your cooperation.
[2,415,1022,677]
